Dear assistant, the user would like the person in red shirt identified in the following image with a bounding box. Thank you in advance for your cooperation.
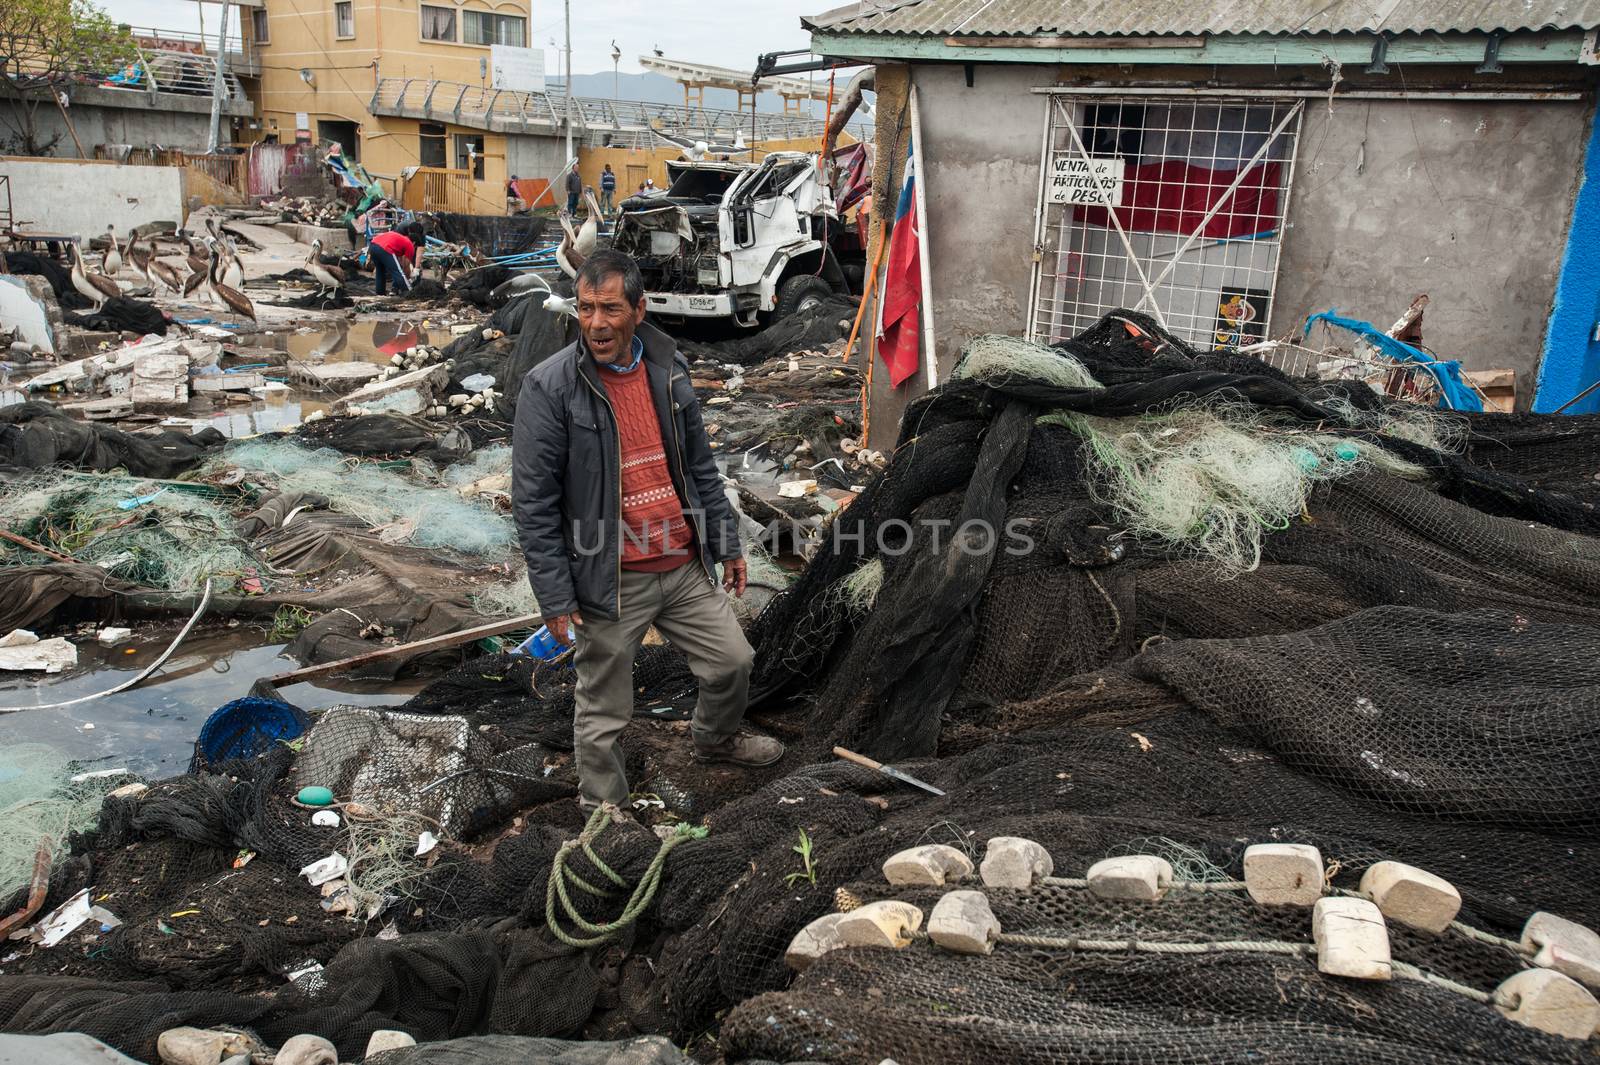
[369,222,423,296]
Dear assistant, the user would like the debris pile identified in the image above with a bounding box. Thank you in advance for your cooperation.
[4,310,1600,1065]
[256,196,350,228]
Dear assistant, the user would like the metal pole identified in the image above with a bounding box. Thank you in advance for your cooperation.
[206,0,231,153]
[908,84,937,390]
[563,0,573,163]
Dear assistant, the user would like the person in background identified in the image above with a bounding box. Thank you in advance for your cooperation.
[369,221,424,296]
[507,174,524,210]
[566,167,582,214]
[599,164,617,215]
[511,250,783,810]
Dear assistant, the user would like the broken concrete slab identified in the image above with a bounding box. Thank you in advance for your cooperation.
[288,361,382,393]
[193,372,267,393]
[0,630,77,673]
[836,900,923,949]
[979,837,1053,890]
[278,223,352,252]
[130,348,189,409]
[334,364,448,416]
[1243,843,1324,907]
[1494,969,1600,1040]
[928,890,1001,955]
[1359,861,1460,934]
[0,275,62,354]
[1312,897,1392,981]
[882,844,974,887]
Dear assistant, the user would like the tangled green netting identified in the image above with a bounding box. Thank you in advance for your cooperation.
[0,473,254,591]
[0,745,131,899]
[955,335,1449,574]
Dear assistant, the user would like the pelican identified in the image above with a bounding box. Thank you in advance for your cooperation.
[220,236,244,292]
[102,225,122,276]
[652,129,746,161]
[183,235,208,277]
[555,188,603,279]
[124,234,152,287]
[181,251,210,302]
[304,238,345,298]
[490,271,551,304]
[70,244,120,308]
[208,247,256,323]
[149,257,183,294]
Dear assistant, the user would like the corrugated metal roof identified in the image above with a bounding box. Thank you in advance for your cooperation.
[803,0,1600,36]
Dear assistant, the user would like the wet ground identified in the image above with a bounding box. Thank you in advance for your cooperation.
[0,624,421,776]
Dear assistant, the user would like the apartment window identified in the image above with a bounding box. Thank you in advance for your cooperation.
[419,121,447,167]
[462,10,525,46]
[455,133,485,179]
[250,7,269,43]
[334,1,354,38]
[419,4,455,41]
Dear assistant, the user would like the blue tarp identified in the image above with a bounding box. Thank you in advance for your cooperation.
[1303,310,1483,413]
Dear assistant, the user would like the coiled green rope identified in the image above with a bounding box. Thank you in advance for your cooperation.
[545,804,707,948]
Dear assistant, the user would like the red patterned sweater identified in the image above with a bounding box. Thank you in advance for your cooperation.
[599,361,695,571]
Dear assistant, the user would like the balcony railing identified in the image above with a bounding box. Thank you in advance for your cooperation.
[369,77,864,148]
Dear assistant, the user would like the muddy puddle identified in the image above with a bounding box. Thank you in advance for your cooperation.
[178,318,442,438]
[0,624,421,776]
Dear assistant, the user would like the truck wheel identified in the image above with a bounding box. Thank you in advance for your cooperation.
[774,275,832,320]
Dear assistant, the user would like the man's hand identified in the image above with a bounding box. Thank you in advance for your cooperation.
[547,611,583,646]
[722,558,747,598]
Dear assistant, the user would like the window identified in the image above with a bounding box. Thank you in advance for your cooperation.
[455,133,485,179]
[250,7,269,44]
[419,121,447,167]
[462,10,525,46]
[334,1,354,38]
[1029,94,1303,347]
[419,4,455,41]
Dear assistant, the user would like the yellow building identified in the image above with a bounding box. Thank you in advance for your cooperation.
[245,0,533,212]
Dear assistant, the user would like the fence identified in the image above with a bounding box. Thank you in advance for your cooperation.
[247,142,319,198]
[400,167,501,214]
[95,146,248,201]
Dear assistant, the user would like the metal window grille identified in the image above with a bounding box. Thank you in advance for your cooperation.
[1028,94,1305,349]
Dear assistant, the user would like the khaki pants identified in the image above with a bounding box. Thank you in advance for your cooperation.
[572,561,754,805]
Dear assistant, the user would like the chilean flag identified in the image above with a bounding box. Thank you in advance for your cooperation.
[1076,103,1286,239]
[877,135,922,388]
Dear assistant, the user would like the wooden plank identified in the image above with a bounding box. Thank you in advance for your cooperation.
[259,612,540,689]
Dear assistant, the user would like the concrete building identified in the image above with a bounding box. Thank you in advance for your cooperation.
[244,0,545,212]
[805,0,1600,428]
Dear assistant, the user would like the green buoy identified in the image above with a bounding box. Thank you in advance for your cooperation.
[298,785,334,807]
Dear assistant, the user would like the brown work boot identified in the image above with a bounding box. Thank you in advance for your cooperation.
[693,731,785,767]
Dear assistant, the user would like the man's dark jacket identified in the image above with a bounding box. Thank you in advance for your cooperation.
[511,321,741,621]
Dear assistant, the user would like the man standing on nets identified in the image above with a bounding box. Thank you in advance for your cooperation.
[512,249,784,809]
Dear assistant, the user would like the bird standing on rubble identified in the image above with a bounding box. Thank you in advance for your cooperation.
[102,225,122,277]
[70,243,120,309]
[208,245,257,323]
[219,237,244,292]
[124,233,152,288]
[148,257,182,294]
[304,239,345,299]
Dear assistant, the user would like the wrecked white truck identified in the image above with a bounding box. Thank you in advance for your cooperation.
[609,150,867,328]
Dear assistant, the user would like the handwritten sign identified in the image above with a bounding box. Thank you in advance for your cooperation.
[1047,155,1125,206]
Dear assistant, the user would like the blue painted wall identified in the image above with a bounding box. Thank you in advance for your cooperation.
[1535,100,1600,414]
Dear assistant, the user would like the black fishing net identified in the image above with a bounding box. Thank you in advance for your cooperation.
[678,294,859,367]
[0,401,226,476]
[6,310,1600,1064]
[62,297,169,337]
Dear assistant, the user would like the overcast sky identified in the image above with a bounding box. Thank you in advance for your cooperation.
[95,0,834,76]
